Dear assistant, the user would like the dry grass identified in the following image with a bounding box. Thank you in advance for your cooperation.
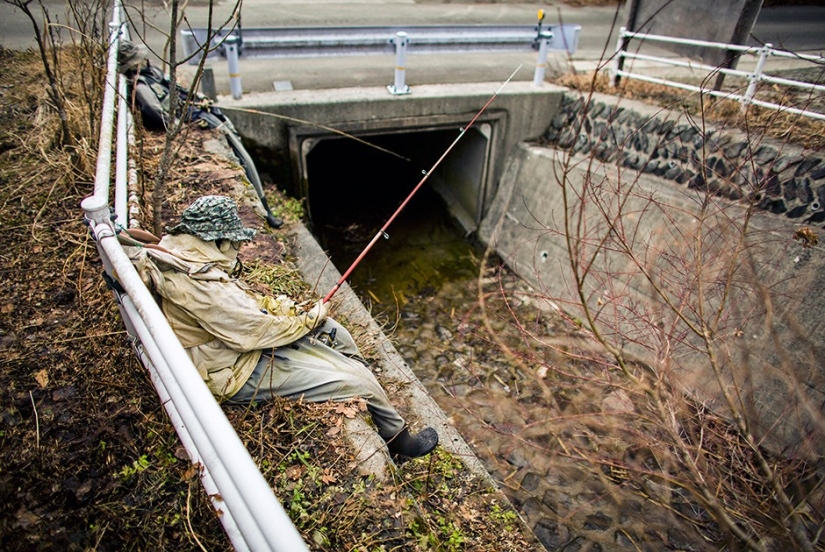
[0,46,230,551]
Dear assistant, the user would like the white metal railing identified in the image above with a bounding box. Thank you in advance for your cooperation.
[610,26,825,121]
[82,2,309,550]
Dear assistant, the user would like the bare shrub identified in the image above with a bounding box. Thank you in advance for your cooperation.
[472,71,825,550]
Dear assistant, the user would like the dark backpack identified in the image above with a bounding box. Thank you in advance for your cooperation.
[130,64,230,132]
[127,65,283,228]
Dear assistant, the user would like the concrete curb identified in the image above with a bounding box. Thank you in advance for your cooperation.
[291,223,494,478]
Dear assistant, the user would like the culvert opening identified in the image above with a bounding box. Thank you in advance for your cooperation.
[303,127,490,306]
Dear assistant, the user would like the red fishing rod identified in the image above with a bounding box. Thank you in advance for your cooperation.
[323,65,522,304]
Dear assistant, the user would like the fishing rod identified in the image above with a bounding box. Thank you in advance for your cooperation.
[322,65,522,304]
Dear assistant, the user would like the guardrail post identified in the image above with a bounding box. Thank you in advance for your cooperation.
[532,31,554,86]
[610,26,627,87]
[742,42,771,110]
[387,32,411,95]
[225,35,243,100]
[201,67,217,101]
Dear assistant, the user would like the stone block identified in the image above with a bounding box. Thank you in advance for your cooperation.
[796,156,822,177]
[633,131,649,153]
[583,511,612,531]
[521,471,542,492]
[797,178,814,204]
[765,174,782,197]
[667,122,687,140]
[641,118,660,133]
[679,125,698,143]
[664,164,683,181]
[533,519,571,549]
[772,154,803,174]
[755,144,778,166]
[723,140,748,159]
[658,119,675,136]
[785,205,808,219]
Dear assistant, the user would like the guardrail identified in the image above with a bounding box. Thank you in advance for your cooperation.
[181,23,581,97]
[610,26,825,121]
[82,2,310,550]
[181,24,581,60]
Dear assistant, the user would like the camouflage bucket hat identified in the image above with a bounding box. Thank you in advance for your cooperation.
[168,195,257,242]
[118,40,148,74]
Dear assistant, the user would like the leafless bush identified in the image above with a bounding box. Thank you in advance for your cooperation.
[473,70,825,550]
[118,0,243,233]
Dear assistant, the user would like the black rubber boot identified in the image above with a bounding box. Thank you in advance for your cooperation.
[385,427,439,459]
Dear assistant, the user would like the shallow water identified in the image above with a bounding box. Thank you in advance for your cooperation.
[314,185,480,307]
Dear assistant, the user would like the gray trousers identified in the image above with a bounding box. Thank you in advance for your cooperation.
[230,319,406,440]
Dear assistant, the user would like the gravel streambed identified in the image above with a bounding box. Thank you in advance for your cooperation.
[314,187,719,551]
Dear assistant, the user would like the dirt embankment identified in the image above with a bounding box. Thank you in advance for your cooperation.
[0,47,537,551]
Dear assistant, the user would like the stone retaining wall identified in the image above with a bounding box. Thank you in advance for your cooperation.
[543,92,825,227]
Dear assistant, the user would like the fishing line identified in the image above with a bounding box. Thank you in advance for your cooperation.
[226,107,411,162]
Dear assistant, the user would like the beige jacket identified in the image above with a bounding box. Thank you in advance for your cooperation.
[132,234,318,399]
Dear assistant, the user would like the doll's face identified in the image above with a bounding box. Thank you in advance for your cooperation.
[216,239,243,271]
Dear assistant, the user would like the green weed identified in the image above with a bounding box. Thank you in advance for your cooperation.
[119,454,151,481]
[489,503,518,531]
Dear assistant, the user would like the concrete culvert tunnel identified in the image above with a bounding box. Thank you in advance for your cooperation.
[303,126,491,303]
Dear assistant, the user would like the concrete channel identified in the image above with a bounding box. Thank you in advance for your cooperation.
[222,81,563,546]
[219,80,824,550]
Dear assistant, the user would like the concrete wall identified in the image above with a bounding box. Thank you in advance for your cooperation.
[625,0,763,66]
[219,82,565,223]
[478,93,825,455]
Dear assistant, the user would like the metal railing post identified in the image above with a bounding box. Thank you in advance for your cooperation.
[226,35,243,100]
[610,26,627,87]
[387,31,410,95]
[742,42,771,110]
[532,31,554,87]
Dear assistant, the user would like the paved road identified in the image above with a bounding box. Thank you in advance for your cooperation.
[750,5,825,53]
[0,1,624,92]
[1,1,822,95]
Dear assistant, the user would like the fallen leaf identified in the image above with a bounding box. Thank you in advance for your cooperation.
[183,465,199,481]
[285,465,304,481]
[34,369,48,388]
[326,425,341,437]
[320,469,337,485]
[15,506,40,529]
[174,446,189,461]
[334,403,358,419]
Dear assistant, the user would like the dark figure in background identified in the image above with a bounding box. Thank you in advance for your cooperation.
[117,41,283,228]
